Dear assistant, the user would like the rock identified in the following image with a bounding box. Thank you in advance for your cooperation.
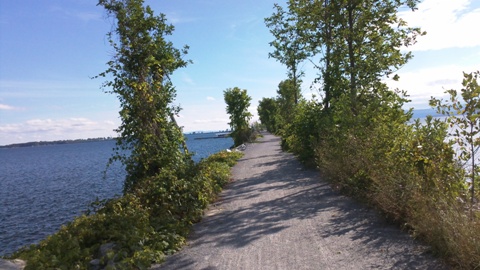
[88,242,118,270]
[89,258,101,270]
[0,259,26,270]
[235,144,247,151]
[99,242,116,257]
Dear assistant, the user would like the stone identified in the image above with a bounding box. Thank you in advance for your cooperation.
[0,259,26,270]
[89,258,101,270]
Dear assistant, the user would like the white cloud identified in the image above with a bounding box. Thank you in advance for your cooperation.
[193,118,228,124]
[0,104,23,111]
[166,12,199,24]
[49,5,101,23]
[400,0,480,51]
[175,103,230,132]
[0,79,101,98]
[386,64,477,109]
[181,73,195,85]
[104,120,116,126]
[206,96,215,101]
[0,117,118,145]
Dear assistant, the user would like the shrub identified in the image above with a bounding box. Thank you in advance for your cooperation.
[10,151,243,269]
[312,90,476,268]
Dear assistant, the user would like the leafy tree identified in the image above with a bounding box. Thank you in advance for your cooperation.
[430,71,480,206]
[283,99,324,164]
[285,0,424,111]
[265,3,308,105]
[224,87,253,146]
[96,0,191,193]
[276,79,302,124]
[257,97,279,133]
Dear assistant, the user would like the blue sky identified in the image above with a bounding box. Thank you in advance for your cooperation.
[0,0,479,145]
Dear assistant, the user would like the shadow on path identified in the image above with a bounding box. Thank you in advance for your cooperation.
[154,134,446,270]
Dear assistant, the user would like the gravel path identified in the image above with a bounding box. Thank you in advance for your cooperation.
[152,133,447,270]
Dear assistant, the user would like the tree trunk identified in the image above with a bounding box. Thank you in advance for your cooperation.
[347,4,357,106]
[324,0,332,110]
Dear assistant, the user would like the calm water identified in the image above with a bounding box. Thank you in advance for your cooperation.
[0,133,233,256]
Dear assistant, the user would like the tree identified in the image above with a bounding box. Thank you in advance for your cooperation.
[430,71,480,206]
[224,87,253,146]
[265,3,308,105]
[96,0,191,193]
[257,97,279,133]
[285,0,424,111]
[276,79,301,125]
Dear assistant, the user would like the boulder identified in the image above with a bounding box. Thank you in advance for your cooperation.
[0,259,26,270]
[89,242,118,270]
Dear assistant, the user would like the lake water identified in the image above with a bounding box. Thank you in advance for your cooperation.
[0,133,233,256]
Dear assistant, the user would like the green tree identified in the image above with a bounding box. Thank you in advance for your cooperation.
[276,79,301,125]
[430,71,480,206]
[257,97,279,133]
[286,0,424,111]
[224,87,253,146]
[96,0,191,193]
[265,3,308,105]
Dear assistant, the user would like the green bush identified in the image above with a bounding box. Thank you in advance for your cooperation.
[269,84,475,267]
[280,99,324,166]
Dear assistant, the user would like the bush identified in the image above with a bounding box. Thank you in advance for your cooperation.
[412,197,480,269]
[9,151,243,269]
[312,90,476,268]
[272,84,479,268]
[280,99,324,166]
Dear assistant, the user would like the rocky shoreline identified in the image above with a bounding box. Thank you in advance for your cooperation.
[0,259,26,270]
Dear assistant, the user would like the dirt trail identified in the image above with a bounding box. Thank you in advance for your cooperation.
[152,133,447,270]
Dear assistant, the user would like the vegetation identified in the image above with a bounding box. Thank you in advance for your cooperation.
[10,150,243,269]
[8,1,245,269]
[257,97,279,133]
[261,0,480,268]
[223,87,254,146]
[95,0,192,194]
[6,0,480,268]
[265,3,307,105]
[430,71,480,207]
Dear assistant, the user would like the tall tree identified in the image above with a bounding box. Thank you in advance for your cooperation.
[276,79,301,124]
[287,0,424,111]
[96,0,191,193]
[258,97,279,133]
[265,3,308,105]
[430,71,480,207]
[289,0,337,109]
[224,87,253,146]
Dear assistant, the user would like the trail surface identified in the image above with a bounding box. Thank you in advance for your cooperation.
[152,133,446,270]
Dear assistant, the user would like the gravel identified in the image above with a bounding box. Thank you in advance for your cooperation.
[151,133,447,270]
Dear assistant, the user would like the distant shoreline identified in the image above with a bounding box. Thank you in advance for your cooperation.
[0,131,232,149]
[0,138,116,149]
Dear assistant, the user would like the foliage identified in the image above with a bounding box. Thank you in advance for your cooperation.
[257,79,303,147]
[266,1,480,267]
[430,71,480,205]
[223,87,253,146]
[96,0,191,193]
[265,3,308,104]
[410,197,480,269]
[10,151,243,269]
[8,1,246,269]
[257,97,279,133]
[281,98,323,165]
[265,0,425,164]
[276,79,302,125]
[314,89,471,266]
[285,0,424,110]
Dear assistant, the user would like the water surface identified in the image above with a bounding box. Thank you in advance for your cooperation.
[0,133,232,256]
